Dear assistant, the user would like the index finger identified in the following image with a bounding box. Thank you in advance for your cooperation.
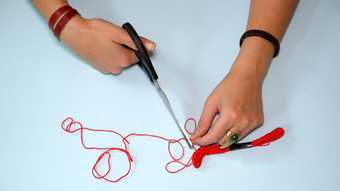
[191,101,218,140]
[192,114,233,146]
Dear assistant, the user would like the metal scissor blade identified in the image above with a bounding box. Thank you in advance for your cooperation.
[153,81,193,149]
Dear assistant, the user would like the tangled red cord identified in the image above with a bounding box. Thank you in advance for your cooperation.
[61,117,197,183]
[61,117,285,183]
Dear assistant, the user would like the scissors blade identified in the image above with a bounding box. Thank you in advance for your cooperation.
[153,80,193,149]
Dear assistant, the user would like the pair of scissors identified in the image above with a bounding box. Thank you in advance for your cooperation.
[122,23,193,149]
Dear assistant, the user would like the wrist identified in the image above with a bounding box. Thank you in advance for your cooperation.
[59,15,88,44]
[240,36,275,61]
[230,37,274,83]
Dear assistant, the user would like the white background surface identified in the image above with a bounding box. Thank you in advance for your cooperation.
[1,0,339,190]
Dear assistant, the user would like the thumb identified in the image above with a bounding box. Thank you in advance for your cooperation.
[140,36,156,52]
[114,27,156,52]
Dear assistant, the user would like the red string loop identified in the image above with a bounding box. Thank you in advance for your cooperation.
[91,148,133,183]
[184,117,196,135]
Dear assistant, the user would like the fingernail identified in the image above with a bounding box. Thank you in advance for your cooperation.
[146,41,156,51]
[220,132,239,149]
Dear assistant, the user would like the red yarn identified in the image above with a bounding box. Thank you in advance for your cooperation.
[61,117,197,182]
[192,144,230,168]
[251,127,285,146]
[191,127,285,168]
[61,117,284,183]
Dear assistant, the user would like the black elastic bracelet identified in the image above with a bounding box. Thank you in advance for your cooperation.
[239,29,280,58]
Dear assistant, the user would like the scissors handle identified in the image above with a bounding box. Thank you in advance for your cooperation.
[122,23,158,83]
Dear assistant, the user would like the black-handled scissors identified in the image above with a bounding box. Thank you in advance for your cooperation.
[122,23,193,148]
[122,23,158,82]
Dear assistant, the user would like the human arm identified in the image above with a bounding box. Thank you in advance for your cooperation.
[31,0,156,74]
[191,0,298,147]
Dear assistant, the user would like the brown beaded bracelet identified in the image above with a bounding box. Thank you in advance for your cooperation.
[239,29,280,58]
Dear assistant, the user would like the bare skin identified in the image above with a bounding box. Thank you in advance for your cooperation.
[191,0,298,147]
[31,0,298,147]
[32,0,156,74]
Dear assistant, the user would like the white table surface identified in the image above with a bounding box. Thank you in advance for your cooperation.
[1,0,339,190]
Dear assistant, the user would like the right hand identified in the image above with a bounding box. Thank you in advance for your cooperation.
[59,15,156,74]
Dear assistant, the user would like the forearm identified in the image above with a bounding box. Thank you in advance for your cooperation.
[230,0,298,82]
[31,0,69,20]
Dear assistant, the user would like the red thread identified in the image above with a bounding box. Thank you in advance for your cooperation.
[61,117,284,182]
[61,117,197,182]
[192,144,230,168]
[191,127,285,168]
[251,127,285,147]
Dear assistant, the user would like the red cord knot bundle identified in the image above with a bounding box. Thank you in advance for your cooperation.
[191,127,285,168]
[61,117,285,183]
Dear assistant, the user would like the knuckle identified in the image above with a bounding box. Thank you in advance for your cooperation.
[205,97,215,107]
[227,110,238,121]
[198,120,208,129]
[195,123,205,132]
[240,117,250,127]
[201,101,217,115]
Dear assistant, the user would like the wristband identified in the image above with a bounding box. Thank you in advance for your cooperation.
[239,29,280,58]
[53,9,79,39]
[48,5,72,29]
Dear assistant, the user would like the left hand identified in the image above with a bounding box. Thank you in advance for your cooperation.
[191,56,266,148]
